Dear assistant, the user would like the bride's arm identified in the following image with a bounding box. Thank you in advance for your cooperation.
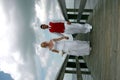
[51,49,65,56]
[51,49,59,53]
[52,36,69,42]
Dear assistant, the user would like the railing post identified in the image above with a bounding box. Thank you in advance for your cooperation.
[76,57,83,80]
[55,55,70,80]
[57,0,69,21]
[77,0,87,22]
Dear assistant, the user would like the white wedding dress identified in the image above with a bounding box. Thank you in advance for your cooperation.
[64,23,92,34]
[52,40,91,56]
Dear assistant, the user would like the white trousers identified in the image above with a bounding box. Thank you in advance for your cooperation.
[64,23,92,34]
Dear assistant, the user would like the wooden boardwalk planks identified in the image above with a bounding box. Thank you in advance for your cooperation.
[80,0,120,80]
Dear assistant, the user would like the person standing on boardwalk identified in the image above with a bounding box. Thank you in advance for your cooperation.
[40,21,92,36]
[41,36,91,56]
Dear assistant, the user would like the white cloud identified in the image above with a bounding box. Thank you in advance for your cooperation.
[0,51,22,80]
[0,1,37,80]
[45,58,66,80]
[35,3,47,23]
[45,61,59,80]
[35,44,49,67]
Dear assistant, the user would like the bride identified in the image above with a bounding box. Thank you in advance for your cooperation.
[41,36,91,56]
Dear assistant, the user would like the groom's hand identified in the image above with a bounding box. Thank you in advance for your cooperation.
[67,21,71,25]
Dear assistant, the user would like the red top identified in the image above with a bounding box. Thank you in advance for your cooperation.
[49,22,65,33]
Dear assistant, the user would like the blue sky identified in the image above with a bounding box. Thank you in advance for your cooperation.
[0,0,73,80]
[0,71,13,80]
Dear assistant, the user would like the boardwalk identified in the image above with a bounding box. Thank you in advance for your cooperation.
[81,0,120,80]
[56,0,120,80]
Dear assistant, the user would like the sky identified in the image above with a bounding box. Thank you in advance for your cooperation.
[0,0,72,80]
[0,71,13,80]
[0,0,98,80]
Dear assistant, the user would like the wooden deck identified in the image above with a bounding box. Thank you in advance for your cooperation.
[76,0,120,80]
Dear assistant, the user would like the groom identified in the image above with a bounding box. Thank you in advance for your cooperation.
[40,21,92,36]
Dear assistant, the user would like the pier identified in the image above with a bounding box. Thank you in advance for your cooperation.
[56,0,120,80]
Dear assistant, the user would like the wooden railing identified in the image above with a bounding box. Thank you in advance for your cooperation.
[55,55,91,80]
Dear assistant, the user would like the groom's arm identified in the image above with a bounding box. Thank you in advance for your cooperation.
[53,33,65,37]
[51,20,65,23]
[66,21,71,25]
[52,36,69,42]
[52,20,71,24]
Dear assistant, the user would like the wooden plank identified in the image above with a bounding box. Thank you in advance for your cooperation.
[77,0,87,22]
[116,0,120,80]
[55,55,70,80]
[68,14,89,20]
[78,56,84,60]
[65,70,91,74]
[76,57,83,80]
[67,9,93,13]
[57,0,69,21]
[67,62,76,68]
[81,71,91,74]
[69,56,84,59]
[69,55,76,59]
[67,62,87,68]
[65,70,76,74]
[79,63,88,68]
[71,22,85,24]
[82,0,120,80]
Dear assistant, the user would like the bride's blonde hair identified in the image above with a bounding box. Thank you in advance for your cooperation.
[41,42,47,48]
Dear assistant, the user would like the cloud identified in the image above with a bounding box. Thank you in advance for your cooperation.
[35,2,47,23]
[34,0,65,25]
[0,51,37,80]
[0,0,39,80]
[45,61,60,80]
[45,57,66,80]
[35,44,49,67]
[44,57,73,80]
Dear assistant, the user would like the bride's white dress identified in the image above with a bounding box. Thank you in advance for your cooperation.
[52,40,91,56]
